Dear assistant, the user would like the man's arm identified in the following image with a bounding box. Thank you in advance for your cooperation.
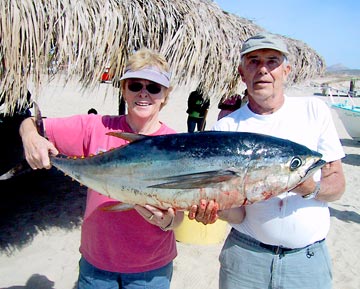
[293,159,345,202]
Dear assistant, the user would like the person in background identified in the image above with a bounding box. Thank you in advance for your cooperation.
[349,78,356,97]
[87,108,98,114]
[217,93,243,120]
[189,33,345,289]
[19,48,184,289]
[186,89,210,132]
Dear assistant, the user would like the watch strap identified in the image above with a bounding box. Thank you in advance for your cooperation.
[302,181,321,199]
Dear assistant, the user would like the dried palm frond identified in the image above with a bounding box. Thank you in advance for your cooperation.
[0,0,325,114]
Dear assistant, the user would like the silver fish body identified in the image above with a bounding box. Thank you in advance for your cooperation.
[51,131,325,210]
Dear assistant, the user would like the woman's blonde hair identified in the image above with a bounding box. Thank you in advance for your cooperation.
[121,48,172,109]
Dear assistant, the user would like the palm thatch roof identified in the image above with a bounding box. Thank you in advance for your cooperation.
[0,0,325,114]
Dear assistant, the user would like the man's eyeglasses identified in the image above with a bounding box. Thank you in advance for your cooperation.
[128,82,162,94]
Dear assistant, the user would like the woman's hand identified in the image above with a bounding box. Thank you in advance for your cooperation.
[20,117,58,169]
[134,204,184,231]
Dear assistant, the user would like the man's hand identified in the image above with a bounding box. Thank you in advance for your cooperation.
[188,199,219,225]
[188,199,246,224]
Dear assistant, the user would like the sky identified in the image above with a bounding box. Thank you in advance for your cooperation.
[215,0,360,69]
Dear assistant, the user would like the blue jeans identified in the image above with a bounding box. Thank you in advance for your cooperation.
[77,257,173,289]
[219,229,332,289]
[187,116,205,132]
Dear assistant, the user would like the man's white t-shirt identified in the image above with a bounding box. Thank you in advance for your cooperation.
[213,96,345,248]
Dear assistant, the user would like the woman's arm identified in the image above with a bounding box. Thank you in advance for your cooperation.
[19,117,58,169]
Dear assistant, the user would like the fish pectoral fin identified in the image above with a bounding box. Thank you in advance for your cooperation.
[101,202,135,212]
[148,170,238,189]
[106,132,147,143]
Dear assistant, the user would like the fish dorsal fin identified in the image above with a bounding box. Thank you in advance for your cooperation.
[106,132,147,143]
[148,170,238,189]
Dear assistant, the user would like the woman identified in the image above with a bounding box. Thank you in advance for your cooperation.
[20,48,184,289]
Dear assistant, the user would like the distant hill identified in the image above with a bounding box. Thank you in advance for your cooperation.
[326,63,360,76]
[327,63,349,71]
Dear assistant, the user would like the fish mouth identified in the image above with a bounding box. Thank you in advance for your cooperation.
[303,159,326,180]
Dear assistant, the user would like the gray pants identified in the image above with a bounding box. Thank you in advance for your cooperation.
[219,229,332,289]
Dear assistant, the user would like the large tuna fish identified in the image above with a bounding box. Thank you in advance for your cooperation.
[50,131,325,210]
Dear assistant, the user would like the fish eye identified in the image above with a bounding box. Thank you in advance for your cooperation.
[290,157,302,171]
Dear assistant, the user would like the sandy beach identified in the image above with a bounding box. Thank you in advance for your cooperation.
[0,75,359,289]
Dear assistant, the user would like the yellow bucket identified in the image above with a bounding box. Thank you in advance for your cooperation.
[174,212,229,245]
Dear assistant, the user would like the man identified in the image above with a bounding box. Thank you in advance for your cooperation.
[189,33,345,289]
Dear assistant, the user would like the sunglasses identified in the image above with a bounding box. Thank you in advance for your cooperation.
[127,82,162,94]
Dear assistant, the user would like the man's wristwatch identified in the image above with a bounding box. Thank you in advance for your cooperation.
[302,181,321,199]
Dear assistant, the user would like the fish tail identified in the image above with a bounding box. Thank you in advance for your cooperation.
[0,160,32,180]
